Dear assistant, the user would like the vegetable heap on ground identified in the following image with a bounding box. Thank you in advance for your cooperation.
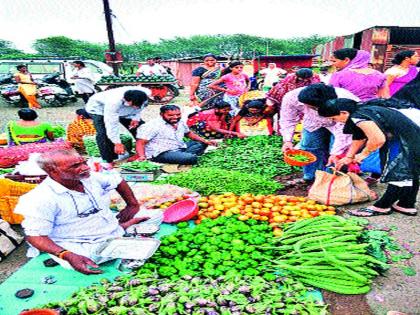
[51,125,66,138]
[97,74,176,84]
[120,161,160,172]
[158,167,283,195]
[43,273,328,315]
[195,193,336,236]
[142,218,275,279]
[83,134,133,157]
[266,216,388,294]
[198,136,297,178]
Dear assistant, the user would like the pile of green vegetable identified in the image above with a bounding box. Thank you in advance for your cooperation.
[43,273,327,315]
[158,167,283,195]
[120,161,160,172]
[266,216,388,294]
[0,167,14,174]
[198,136,297,178]
[51,125,66,138]
[83,134,134,157]
[142,218,276,279]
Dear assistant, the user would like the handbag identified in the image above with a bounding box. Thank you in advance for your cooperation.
[308,169,376,206]
[0,219,24,261]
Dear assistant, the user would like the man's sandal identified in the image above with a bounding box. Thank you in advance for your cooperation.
[348,207,392,217]
[391,203,418,216]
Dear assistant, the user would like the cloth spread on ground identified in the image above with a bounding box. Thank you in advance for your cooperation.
[0,222,323,313]
[0,223,177,314]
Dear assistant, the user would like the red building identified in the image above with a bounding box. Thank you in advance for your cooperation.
[314,26,420,71]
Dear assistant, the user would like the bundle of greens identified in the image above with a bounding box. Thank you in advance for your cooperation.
[157,167,283,196]
[120,161,160,172]
[198,135,297,178]
[83,134,134,157]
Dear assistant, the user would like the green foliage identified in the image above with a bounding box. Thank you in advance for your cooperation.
[1,33,331,62]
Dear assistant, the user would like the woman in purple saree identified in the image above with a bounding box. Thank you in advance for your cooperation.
[385,50,419,96]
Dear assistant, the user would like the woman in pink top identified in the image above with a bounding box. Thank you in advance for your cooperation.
[329,49,387,101]
[208,61,250,114]
[385,50,419,96]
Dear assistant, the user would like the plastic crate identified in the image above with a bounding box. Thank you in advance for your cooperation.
[5,174,47,184]
[120,170,160,182]
[0,179,36,224]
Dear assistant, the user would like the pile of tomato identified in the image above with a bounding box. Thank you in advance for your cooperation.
[196,193,336,236]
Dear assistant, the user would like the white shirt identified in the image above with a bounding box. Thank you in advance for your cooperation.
[15,173,124,256]
[137,64,167,76]
[73,67,96,93]
[85,86,151,143]
[260,67,287,87]
[137,118,190,158]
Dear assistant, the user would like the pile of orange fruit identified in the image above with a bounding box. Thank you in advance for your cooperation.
[196,193,336,236]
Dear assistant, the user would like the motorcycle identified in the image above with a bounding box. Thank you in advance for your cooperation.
[0,73,76,107]
[39,72,77,106]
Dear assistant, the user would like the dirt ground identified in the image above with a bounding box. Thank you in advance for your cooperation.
[0,91,419,315]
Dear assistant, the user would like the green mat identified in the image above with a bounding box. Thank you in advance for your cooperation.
[0,223,323,314]
[0,224,178,314]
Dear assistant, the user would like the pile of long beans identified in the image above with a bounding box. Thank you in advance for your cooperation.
[266,216,388,294]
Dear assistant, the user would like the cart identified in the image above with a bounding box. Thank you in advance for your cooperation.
[96,81,180,104]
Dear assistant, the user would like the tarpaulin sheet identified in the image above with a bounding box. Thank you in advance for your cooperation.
[0,223,177,314]
[0,222,323,314]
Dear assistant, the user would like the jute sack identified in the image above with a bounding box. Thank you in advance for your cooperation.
[308,169,375,206]
[0,219,24,261]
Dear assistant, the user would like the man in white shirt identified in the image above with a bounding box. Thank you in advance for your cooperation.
[136,58,167,76]
[260,63,287,91]
[85,86,151,165]
[71,61,96,103]
[15,149,146,274]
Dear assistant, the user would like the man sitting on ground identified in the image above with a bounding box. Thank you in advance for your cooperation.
[15,149,147,274]
[134,105,218,165]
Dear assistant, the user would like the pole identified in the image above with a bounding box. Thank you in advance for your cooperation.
[102,0,119,76]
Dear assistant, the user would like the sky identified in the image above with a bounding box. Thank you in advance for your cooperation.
[1,0,419,52]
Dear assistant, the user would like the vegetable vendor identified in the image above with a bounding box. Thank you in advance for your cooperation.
[6,108,55,146]
[229,100,273,137]
[85,86,151,167]
[136,57,167,76]
[66,109,96,152]
[134,105,218,165]
[187,100,246,139]
[317,98,420,217]
[280,83,359,183]
[15,149,151,274]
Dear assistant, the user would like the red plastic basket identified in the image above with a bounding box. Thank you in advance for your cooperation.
[163,199,198,223]
[284,149,317,167]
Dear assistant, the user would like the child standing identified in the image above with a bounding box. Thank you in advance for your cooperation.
[208,61,249,114]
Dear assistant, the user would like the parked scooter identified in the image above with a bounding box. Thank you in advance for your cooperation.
[39,72,77,105]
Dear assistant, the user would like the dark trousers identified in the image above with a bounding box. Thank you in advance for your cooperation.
[90,114,140,163]
[151,141,207,165]
[375,177,419,208]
